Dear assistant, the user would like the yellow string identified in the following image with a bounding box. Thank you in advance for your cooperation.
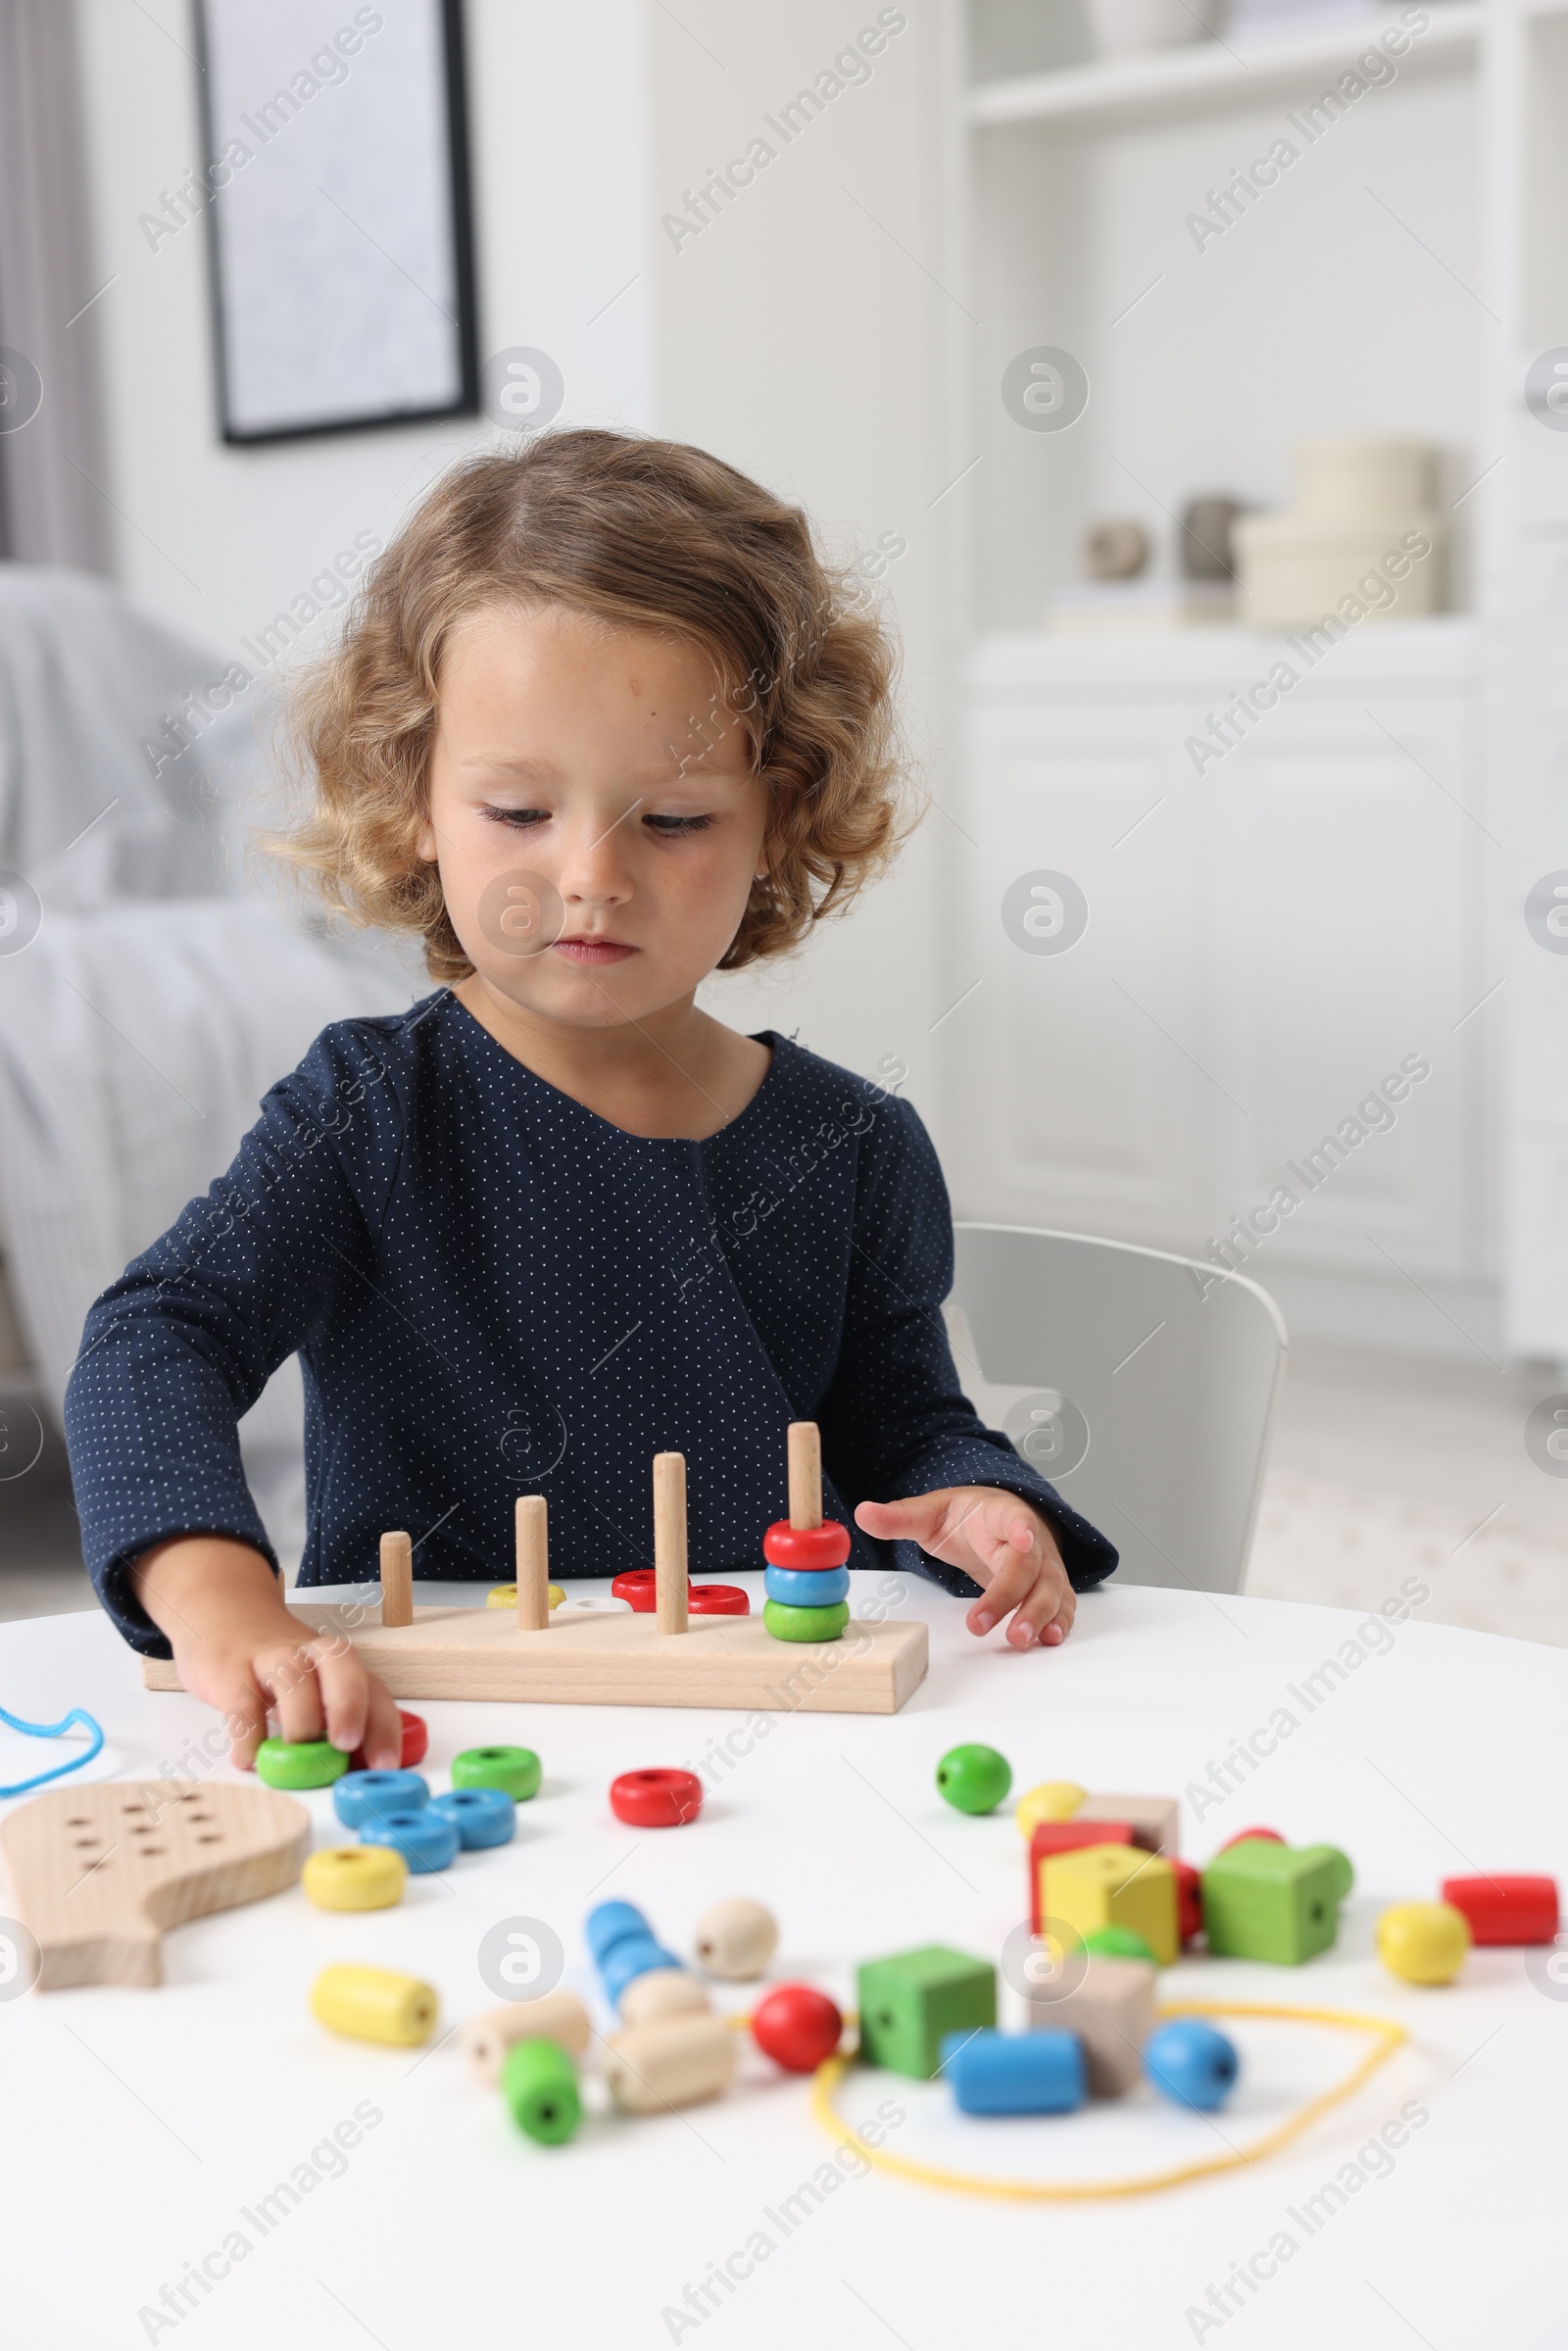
[807,2000,1409,2202]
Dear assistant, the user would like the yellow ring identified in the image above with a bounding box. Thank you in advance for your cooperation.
[807,2001,1409,2201]
[302,1843,408,1912]
[487,1583,566,1609]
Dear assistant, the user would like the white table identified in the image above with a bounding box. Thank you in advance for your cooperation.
[1,1576,1561,2348]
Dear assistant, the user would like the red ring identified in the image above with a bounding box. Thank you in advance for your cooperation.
[612,1570,658,1609]
[761,1519,851,1571]
[351,1707,427,1774]
[689,1584,749,1615]
[610,1768,705,1828]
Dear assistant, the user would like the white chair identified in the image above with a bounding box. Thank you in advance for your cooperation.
[946,1224,1287,1596]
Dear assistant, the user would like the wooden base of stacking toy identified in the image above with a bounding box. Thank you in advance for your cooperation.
[140,1426,928,1716]
[0,1780,309,1988]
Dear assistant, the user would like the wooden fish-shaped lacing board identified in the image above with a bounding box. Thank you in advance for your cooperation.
[0,1780,310,1988]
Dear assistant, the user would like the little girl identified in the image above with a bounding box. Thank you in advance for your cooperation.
[65,430,1116,1772]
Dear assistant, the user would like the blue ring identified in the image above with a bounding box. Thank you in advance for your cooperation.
[429,1787,514,1849]
[601,1935,685,2003]
[360,1807,460,1873]
[764,1565,851,1607]
[333,1769,430,1829]
[586,1899,651,1965]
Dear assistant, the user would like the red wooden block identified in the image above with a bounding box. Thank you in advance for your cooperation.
[1217,1827,1284,1851]
[610,1768,705,1828]
[1441,1874,1558,1945]
[1029,1819,1135,1934]
[1172,1857,1203,1943]
[761,1519,852,1571]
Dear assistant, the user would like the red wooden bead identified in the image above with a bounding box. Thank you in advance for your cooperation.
[1172,1856,1203,1942]
[1442,1874,1558,1945]
[351,1708,427,1774]
[1217,1827,1284,1851]
[688,1584,750,1615]
[610,1768,705,1828]
[752,1983,843,2074]
[761,1519,851,1571]
[1028,1820,1135,1934]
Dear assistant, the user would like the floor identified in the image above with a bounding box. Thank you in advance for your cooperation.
[4,1344,1567,1641]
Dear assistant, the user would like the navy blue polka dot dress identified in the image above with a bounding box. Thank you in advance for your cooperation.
[65,993,1116,1656]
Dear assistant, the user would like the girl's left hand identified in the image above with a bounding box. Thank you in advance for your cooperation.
[853,1487,1075,1648]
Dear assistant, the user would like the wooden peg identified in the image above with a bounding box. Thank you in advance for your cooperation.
[515,1495,550,1631]
[654,1452,689,1635]
[788,1421,822,1530]
[379,1530,414,1629]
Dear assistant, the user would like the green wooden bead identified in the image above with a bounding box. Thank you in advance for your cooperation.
[1081,1924,1158,1963]
[762,1597,850,1643]
[255,1737,350,1790]
[935,1743,1013,1815]
[502,2034,581,2144]
[857,1945,997,2080]
[451,1744,541,1801]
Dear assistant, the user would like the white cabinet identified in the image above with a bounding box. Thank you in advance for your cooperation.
[950,625,1490,1305]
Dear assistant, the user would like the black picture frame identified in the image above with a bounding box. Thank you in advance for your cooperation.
[192,0,479,448]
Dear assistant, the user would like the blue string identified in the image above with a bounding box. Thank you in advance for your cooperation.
[0,1700,105,1798]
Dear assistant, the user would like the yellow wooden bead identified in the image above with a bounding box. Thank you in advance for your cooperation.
[1376,1901,1471,1985]
[1015,1782,1088,1838]
[311,1963,438,2045]
[486,1584,566,1609]
[302,1844,408,1912]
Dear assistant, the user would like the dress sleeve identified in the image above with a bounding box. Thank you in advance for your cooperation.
[63,1024,405,1655]
[816,1091,1118,1594]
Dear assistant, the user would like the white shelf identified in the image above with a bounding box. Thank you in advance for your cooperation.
[963,617,1479,693]
[967,3,1483,133]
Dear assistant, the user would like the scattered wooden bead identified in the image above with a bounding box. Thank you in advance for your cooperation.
[255,1738,349,1791]
[1442,1874,1558,1945]
[586,1899,651,1964]
[1028,1820,1136,1934]
[360,1807,459,1874]
[941,2027,1085,2115]
[1081,1925,1157,1963]
[694,1896,779,1981]
[311,1963,437,2046]
[604,2011,737,2112]
[429,1788,514,1849]
[936,1743,1013,1815]
[1014,1782,1087,1837]
[1145,2019,1239,2110]
[1218,1826,1285,1850]
[603,1935,686,2006]
[610,1768,704,1828]
[1377,1901,1471,1985]
[620,1969,712,2026]
[858,1945,998,2080]
[1043,1843,1179,1966]
[332,1769,429,1830]
[462,1989,591,2085]
[1172,1857,1203,1943]
[1026,1953,1155,2098]
[452,1745,541,1802]
[761,1519,851,1571]
[1078,1793,1179,1856]
[502,2035,581,2144]
[302,1844,408,1912]
[752,1984,843,2073]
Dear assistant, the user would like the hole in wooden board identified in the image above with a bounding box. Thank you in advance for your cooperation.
[66,1816,89,1827]
[197,1835,220,1844]
[139,1848,167,1859]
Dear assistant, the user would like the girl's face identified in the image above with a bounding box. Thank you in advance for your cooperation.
[419,605,769,1028]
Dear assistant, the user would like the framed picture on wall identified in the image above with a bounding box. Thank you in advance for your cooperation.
[193,0,478,444]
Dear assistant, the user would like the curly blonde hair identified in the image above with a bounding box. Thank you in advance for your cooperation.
[276,429,911,982]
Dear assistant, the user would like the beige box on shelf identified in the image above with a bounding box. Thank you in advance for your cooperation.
[1234,436,1445,631]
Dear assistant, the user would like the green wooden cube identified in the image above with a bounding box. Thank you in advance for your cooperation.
[857,1945,997,2079]
[1200,1839,1354,1964]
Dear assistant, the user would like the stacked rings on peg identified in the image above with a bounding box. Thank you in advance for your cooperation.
[761,1514,851,1642]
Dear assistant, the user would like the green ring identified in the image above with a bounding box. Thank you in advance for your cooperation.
[763,1597,850,1644]
[451,1744,541,1801]
[255,1737,350,1790]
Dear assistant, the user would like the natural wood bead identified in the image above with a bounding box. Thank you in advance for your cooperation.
[618,1968,712,2026]
[694,1896,779,1981]
[604,2010,736,2112]
[461,1988,592,2085]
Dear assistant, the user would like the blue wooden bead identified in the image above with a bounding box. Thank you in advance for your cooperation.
[360,1807,460,1874]
[1144,2019,1239,2110]
[429,1788,514,1849]
[586,1900,652,1965]
[763,1565,852,1607]
[332,1770,429,1830]
[939,2028,1086,2115]
[601,1935,685,2004]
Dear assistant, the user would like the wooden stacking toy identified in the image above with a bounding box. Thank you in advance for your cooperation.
[140,1442,925,1713]
[762,1422,853,1644]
